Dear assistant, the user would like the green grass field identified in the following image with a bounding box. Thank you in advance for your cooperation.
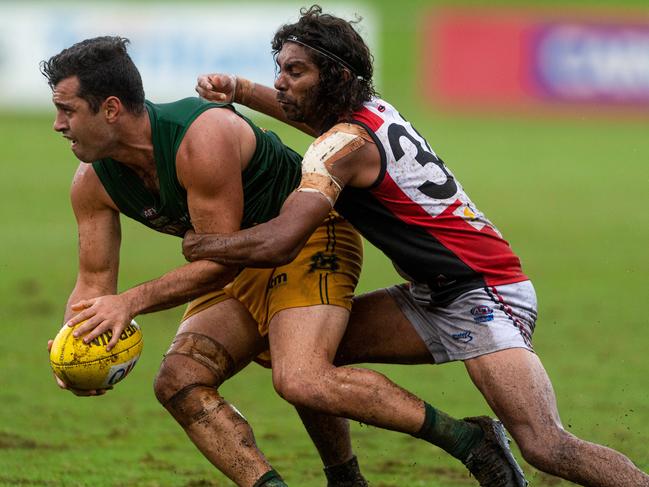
[1,1,649,486]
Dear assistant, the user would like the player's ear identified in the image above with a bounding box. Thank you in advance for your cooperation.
[103,96,121,122]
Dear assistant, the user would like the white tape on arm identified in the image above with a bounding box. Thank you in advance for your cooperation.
[297,129,365,206]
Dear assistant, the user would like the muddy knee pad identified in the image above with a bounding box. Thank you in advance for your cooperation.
[164,332,235,385]
[162,333,236,428]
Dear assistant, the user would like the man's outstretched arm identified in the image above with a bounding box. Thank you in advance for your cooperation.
[195,73,318,137]
[183,122,380,268]
[183,190,331,268]
[49,163,122,396]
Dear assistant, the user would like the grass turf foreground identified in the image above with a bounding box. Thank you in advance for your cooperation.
[1,1,649,485]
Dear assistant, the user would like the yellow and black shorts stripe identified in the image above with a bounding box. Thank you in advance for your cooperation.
[182,211,363,337]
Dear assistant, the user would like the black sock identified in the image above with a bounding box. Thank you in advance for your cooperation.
[413,402,484,462]
[324,456,368,487]
[253,469,287,487]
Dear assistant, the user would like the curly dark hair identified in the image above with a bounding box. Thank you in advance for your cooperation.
[272,5,377,130]
[40,36,145,114]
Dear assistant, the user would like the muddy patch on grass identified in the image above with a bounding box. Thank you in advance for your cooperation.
[529,470,564,486]
[0,476,58,486]
[0,432,58,450]
[13,279,56,316]
[138,451,177,471]
[183,480,221,487]
[15,279,42,295]
[373,462,482,485]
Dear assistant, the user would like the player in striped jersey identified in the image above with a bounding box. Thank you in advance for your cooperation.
[188,5,649,487]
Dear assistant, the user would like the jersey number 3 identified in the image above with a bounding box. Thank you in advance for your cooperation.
[387,124,457,200]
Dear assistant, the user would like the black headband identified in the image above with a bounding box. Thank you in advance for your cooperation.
[285,35,365,81]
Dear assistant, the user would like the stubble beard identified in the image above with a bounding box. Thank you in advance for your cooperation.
[287,85,321,127]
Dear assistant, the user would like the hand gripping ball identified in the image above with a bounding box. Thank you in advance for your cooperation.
[49,320,143,390]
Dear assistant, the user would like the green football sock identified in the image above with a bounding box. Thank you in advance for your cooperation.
[413,402,484,462]
[253,469,288,487]
[324,455,368,487]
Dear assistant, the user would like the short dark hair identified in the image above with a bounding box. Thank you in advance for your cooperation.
[272,5,377,129]
[40,36,145,114]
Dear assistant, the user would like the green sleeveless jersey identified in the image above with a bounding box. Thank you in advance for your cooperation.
[92,98,302,237]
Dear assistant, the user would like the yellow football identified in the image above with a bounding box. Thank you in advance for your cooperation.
[49,320,143,390]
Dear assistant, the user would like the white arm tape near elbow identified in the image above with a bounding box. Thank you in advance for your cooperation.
[297,130,365,206]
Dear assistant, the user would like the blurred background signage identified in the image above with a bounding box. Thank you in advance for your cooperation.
[0,3,377,111]
[422,8,649,116]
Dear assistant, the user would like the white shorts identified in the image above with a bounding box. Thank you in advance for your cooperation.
[388,280,537,363]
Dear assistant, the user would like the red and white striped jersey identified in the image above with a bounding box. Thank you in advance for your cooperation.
[335,98,527,305]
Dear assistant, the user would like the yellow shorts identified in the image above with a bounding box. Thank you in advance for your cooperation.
[182,212,363,338]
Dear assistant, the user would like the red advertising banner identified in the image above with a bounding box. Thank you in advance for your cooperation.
[421,7,649,117]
